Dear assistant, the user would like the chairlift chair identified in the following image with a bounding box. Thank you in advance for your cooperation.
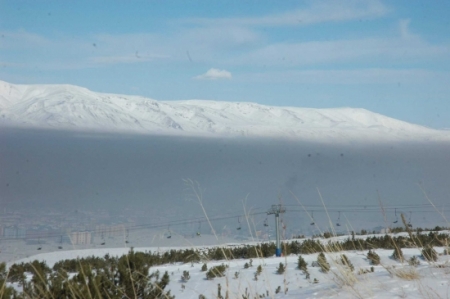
[336,211,341,227]
[393,208,398,224]
[100,231,106,245]
[263,218,269,227]
[196,221,201,236]
[58,235,63,249]
[236,217,242,230]
[167,226,172,238]
[408,211,413,228]
[310,211,315,226]
[125,229,130,244]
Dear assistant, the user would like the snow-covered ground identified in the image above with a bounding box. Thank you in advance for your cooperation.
[8,237,450,299]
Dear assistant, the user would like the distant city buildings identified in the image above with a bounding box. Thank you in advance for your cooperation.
[3,226,26,238]
[70,231,92,245]
[0,208,138,245]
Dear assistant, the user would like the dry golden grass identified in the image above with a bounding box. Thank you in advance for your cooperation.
[386,265,420,281]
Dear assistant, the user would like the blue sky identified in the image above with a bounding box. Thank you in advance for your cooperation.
[1,0,449,128]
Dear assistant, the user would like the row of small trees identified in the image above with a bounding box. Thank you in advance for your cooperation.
[205,231,448,261]
[2,249,174,299]
[292,245,441,276]
[392,245,439,262]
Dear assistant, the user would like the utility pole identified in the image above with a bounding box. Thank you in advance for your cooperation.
[267,204,286,257]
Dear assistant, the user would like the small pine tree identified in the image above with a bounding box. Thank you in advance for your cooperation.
[340,254,354,271]
[256,265,262,275]
[181,270,190,282]
[244,262,249,269]
[206,264,228,280]
[317,252,330,273]
[367,250,380,265]
[297,255,308,271]
[408,256,420,266]
[201,263,208,272]
[276,263,285,274]
[422,246,438,262]
[392,246,404,262]
[323,232,332,238]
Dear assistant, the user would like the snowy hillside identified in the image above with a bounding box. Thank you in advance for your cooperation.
[0,80,448,142]
[8,236,450,299]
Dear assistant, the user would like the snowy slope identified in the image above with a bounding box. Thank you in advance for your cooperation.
[0,80,448,142]
[8,239,450,299]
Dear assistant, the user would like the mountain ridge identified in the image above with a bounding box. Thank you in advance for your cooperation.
[0,80,448,142]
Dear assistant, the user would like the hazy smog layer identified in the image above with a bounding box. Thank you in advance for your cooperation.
[1,128,450,233]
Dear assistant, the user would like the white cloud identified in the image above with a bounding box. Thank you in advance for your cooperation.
[231,34,448,67]
[90,53,169,65]
[193,68,232,80]
[180,26,263,50]
[0,27,262,70]
[183,0,389,27]
[399,19,414,40]
[241,69,450,85]
[1,9,447,73]
[0,30,172,69]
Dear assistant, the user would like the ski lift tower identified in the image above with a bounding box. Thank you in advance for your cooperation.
[267,204,286,257]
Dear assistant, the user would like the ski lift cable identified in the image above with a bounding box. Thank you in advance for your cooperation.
[7,202,449,243]
[282,203,448,208]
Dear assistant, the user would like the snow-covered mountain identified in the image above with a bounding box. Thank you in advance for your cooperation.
[0,80,448,142]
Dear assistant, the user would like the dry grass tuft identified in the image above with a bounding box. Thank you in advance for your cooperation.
[332,266,358,288]
[386,266,420,281]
